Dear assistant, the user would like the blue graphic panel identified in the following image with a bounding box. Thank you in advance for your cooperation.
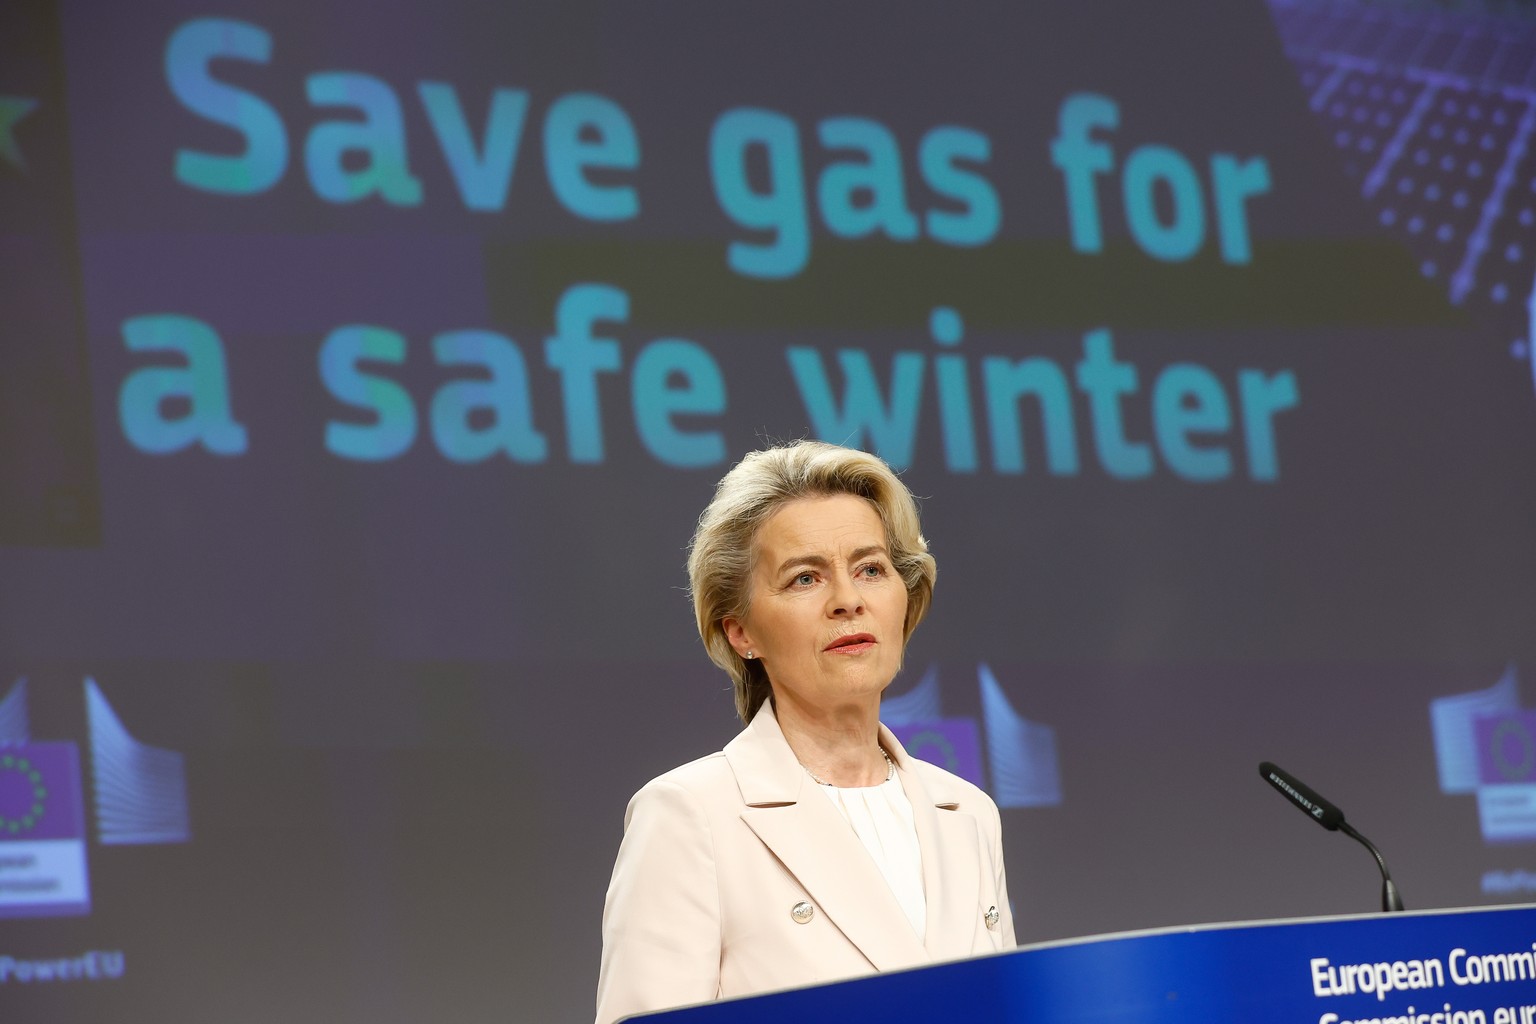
[0,679,28,744]
[1478,711,1536,784]
[880,665,942,726]
[85,679,190,846]
[979,665,1062,809]
[1431,664,1520,795]
[1428,666,1536,845]
[889,719,983,790]
[0,742,89,919]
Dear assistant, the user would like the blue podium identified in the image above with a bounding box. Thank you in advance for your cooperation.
[640,905,1536,1023]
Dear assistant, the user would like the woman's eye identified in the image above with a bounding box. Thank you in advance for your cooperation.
[794,572,815,586]
[860,563,885,578]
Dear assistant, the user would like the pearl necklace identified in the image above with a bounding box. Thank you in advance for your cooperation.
[803,747,895,787]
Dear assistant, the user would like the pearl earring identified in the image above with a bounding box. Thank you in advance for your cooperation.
[745,651,755,660]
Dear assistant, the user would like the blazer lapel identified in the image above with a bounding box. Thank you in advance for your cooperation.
[882,725,984,960]
[727,706,931,972]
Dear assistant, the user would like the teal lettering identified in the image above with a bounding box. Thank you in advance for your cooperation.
[119,314,249,455]
[787,348,924,471]
[320,325,416,459]
[709,108,808,279]
[1075,328,1151,479]
[544,283,625,462]
[1050,93,1118,253]
[430,329,547,462]
[919,126,1000,247]
[1152,364,1232,481]
[304,72,422,205]
[1211,154,1271,264]
[630,339,726,468]
[418,83,529,212]
[543,93,639,221]
[983,356,1079,475]
[166,18,287,194]
[930,307,977,472]
[1123,145,1205,262]
[1238,368,1298,481]
[816,117,919,241]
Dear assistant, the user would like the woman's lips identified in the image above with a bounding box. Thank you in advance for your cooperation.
[824,633,876,653]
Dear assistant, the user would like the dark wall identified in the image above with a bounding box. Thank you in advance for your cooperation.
[4,0,1536,1020]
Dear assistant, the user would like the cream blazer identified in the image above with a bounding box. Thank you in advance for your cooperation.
[595,703,1016,1024]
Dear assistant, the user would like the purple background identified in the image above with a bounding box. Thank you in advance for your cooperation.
[3,0,1536,1021]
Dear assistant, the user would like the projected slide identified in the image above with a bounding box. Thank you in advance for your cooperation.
[2,0,1536,1021]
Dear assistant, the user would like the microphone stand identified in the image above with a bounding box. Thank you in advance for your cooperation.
[1338,820,1405,913]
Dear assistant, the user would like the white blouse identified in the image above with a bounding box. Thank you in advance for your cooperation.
[815,775,927,941]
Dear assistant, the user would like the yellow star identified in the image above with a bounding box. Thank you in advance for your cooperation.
[0,96,39,171]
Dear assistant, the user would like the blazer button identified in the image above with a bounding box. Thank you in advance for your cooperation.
[984,906,1000,928]
[791,901,815,924]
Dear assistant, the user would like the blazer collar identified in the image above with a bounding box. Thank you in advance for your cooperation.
[724,703,983,968]
[722,702,805,807]
[723,700,964,807]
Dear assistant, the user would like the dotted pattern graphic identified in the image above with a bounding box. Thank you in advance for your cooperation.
[0,752,48,835]
[1269,0,1536,375]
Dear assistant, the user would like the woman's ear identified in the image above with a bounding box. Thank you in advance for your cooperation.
[722,617,752,659]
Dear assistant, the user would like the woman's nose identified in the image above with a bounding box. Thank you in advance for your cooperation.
[826,573,864,617]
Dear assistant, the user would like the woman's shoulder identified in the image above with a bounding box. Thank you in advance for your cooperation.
[624,750,738,815]
[645,750,734,792]
[618,750,757,840]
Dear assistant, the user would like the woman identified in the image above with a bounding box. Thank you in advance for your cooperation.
[595,441,1015,1024]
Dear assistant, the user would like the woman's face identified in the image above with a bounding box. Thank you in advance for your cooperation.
[724,494,909,713]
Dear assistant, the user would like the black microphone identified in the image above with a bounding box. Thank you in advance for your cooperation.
[1258,761,1405,913]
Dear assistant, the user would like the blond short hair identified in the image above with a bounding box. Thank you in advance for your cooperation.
[687,441,936,725]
